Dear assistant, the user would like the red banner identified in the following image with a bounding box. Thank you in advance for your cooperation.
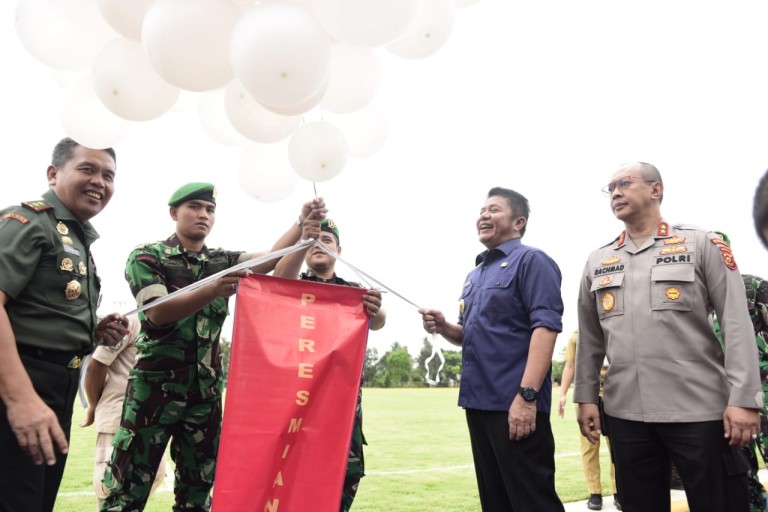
[212,274,369,512]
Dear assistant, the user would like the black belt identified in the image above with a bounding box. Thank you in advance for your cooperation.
[17,345,85,369]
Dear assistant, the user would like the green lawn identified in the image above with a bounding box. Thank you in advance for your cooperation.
[55,386,613,511]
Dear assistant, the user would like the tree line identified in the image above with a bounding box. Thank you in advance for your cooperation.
[221,337,567,388]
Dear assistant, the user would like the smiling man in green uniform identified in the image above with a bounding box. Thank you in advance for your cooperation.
[0,137,129,512]
[102,183,324,512]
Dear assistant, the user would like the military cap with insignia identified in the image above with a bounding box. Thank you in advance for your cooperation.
[321,218,340,244]
[168,182,217,207]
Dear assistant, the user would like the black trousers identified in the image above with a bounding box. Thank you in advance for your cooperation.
[465,409,564,512]
[607,415,749,512]
[0,356,80,512]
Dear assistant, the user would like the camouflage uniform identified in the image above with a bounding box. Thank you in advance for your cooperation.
[102,234,249,512]
[300,270,366,512]
[712,274,768,512]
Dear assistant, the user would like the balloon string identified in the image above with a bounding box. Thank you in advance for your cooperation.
[121,240,314,317]
[313,240,446,386]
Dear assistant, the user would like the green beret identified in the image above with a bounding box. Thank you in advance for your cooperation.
[168,182,217,207]
[321,218,339,244]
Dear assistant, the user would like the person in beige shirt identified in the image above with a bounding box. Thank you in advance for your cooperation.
[559,330,618,510]
[80,315,166,510]
[575,162,763,512]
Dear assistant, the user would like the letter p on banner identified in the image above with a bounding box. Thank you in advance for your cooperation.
[212,274,369,512]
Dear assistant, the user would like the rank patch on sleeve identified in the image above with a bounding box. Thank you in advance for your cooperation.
[1,212,29,224]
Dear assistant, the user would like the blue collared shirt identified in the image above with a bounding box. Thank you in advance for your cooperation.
[457,238,563,412]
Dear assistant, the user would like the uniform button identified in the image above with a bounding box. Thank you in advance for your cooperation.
[495,282,500,285]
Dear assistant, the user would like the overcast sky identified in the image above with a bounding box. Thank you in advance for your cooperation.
[2,0,768,363]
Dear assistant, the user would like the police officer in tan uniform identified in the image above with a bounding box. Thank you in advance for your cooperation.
[0,138,128,512]
[575,162,763,512]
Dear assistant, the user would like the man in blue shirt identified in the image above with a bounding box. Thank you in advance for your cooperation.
[420,186,565,512]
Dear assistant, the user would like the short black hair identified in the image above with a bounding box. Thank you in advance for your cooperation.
[488,187,530,237]
[51,137,116,168]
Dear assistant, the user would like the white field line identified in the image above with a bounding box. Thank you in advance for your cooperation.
[58,451,587,496]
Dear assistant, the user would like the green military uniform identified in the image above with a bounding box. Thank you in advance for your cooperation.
[712,274,768,512]
[300,218,367,512]
[0,189,101,512]
[103,183,251,512]
[300,269,366,512]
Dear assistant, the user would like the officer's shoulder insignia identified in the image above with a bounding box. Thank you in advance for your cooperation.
[657,221,669,236]
[709,234,738,270]
[21,200,52,212]
[1,212,29,224]
[135,254,158,264]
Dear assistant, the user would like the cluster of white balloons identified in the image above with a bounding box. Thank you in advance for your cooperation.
[15,0,477,200]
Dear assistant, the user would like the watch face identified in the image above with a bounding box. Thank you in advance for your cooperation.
[520,387,538,402]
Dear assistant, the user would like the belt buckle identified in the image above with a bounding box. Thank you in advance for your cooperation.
[67,355,83,369]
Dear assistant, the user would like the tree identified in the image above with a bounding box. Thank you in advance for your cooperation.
[363,347,380,387]
[382,342,413,387]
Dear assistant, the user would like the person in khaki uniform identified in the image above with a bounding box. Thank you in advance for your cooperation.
[80,315,166,510]
[559,330,619,510]
[575,162,763,512]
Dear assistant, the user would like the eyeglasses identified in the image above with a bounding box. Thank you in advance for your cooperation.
[601,176,655,195]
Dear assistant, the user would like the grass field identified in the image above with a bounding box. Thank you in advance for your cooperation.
[54,386,614,511]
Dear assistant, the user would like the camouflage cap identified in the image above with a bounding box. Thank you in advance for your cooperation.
[168,182,216,207]
[321,218,339,244]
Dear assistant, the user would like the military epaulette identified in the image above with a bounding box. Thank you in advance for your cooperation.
[21,200,53,212]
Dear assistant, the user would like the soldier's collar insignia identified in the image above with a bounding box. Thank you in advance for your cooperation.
[616,231,627,248]
[657,221,669,236]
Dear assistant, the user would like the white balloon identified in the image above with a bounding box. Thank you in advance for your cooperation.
[142,0,239,91]
[224,80,301,143]
[387,0,456,59]
[320,44,380,114]
[96,0,153,41]
[15,0,117,71]
[315,0,422,47]
[239,143,298,202]
[59,75,131,149]
[198,89,251,146]
[93,38,180,121]
[260,76,329,117]
[326,104,388,158]
[288,121,348,182]
[230,1,330,108]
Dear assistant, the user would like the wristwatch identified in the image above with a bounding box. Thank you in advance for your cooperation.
[518,386,539,402]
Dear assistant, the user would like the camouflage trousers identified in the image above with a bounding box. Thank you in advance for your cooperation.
[745,429,768,512]
[101,366,222,512]
[340,395,366,512]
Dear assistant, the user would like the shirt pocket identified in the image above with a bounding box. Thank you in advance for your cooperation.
[651,264,695,311]
[483,272,515,313]
[591,272,624,319]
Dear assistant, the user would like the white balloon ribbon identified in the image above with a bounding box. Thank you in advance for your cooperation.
[424,332,445,386]
[313,240,446,385]
[123,239,314,316]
